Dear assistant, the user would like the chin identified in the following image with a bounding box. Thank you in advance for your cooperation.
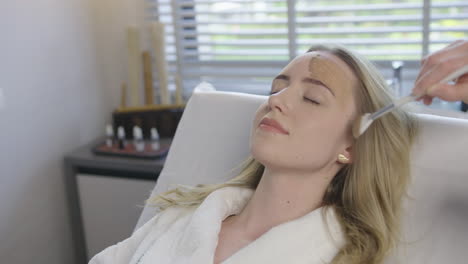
[250,143,282,168]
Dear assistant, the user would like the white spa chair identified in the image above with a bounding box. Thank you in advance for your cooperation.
[135,88,468,263]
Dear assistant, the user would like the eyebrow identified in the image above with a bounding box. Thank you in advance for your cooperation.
[272,74,335,97]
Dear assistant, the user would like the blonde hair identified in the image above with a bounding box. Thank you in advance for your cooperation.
[146,44,419,264]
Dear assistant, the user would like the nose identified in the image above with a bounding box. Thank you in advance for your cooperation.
[268,89,290,113]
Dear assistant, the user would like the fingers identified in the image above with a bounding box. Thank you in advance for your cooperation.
[413,49,468,94]
[413,40,468,97]
[425,82,468,103]
[418,95,433,105]
[416,71,468,105]
[419,39,465,66]
[415,40,467,81]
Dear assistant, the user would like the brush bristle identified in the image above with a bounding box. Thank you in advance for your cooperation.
[352,117,362,139]
[352,113,372,138]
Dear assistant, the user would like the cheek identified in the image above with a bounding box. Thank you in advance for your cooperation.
[250,105,268,137]
[292,113,347,157]
[252,104,265,125]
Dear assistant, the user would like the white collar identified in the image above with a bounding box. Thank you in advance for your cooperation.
[175,186,345,264]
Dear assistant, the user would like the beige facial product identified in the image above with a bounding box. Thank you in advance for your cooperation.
[308,54,333,79]
[307,54,346,100]
[307,53,321,72]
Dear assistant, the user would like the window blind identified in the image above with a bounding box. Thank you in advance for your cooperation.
[144,0,468,96]
[429,1,468,54]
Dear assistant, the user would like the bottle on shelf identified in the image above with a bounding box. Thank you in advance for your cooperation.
[150,127,160,150]
[105,124,114,147]
[133,126,145,152]
[117,126,126,150]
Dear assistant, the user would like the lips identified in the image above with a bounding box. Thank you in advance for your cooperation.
[259,117,289,135]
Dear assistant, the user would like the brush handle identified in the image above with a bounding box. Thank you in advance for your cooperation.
[369,94,418,120]
[371,64,468,121]
[438,64,468,84]
[369,98,411,121]
[398,64,468,106]
[394,94,418,107]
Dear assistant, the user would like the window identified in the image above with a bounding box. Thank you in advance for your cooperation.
[144,0,468,99]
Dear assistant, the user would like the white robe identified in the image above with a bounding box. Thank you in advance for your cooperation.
[89,186,345,264]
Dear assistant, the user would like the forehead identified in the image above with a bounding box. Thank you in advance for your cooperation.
[280,51,358,97]
[287,51,355,80]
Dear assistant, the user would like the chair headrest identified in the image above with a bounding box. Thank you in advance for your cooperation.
[136,90,266,226]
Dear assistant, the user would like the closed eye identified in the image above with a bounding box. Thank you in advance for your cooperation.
[304,97,320,105]
[269,91,320,105]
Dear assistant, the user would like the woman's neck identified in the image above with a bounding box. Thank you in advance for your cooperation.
[227,166,333,241]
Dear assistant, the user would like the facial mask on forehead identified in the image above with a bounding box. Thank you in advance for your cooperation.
[308,54,334,77]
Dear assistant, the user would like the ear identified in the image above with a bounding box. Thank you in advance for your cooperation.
[338,145,353,164]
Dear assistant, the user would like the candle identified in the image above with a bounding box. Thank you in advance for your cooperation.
[142,51,154,105]
[151,22,170,105]
[120,82,127,108]
[175,73,184,105]
[127,26,142,107]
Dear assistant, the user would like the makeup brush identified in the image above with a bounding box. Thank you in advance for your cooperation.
[352,64,468,138]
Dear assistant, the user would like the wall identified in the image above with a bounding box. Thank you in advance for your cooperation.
[0,0,143,262]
